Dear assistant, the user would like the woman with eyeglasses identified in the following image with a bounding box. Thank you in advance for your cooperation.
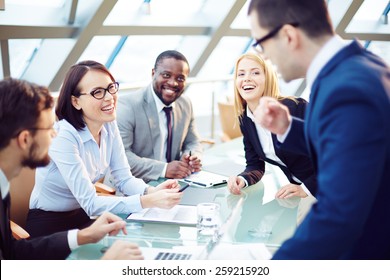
[227,53,317,200]
[26,60,183,237]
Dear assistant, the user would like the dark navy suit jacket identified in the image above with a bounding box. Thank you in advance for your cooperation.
[273,40,390,259]
[0,190,70,260]
[238,98,317,195]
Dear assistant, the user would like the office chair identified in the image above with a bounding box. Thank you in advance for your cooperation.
[217,101,242,142]
[9,167,36,229]
[95,182,116,195]
[10,220,30,240]
[95,178,116,196]
[8,167,35,240]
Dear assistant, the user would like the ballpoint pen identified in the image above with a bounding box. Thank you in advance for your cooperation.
[183,179,207,187]
[179,183,191,192]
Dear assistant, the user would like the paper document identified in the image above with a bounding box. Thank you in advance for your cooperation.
[181,170,228,188]
[127,205,197,225]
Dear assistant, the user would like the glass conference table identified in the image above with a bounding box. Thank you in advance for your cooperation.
[68,137,300,260]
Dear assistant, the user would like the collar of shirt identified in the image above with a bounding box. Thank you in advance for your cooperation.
[79,123,109,144]
[306,35,346,91]
[151,84,176,113]
[0,168,10,199]
[246,105,273,139]
[246,105,257,123]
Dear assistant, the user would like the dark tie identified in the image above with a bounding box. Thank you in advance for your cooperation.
[163,107,173,162]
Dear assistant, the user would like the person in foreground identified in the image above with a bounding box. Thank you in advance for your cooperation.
[248,0,390,259]
[26,60,182,238]
[227,52,317,199]
[116,50,203,182]
[0,77,143,260]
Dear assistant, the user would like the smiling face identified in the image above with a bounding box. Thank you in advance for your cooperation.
[152,57,189,106]
[235,57,266,108]
[71,70,117,131]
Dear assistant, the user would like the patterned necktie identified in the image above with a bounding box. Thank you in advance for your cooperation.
[163,107,173,162]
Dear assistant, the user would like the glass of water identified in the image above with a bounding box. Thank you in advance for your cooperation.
[197,202,220,236]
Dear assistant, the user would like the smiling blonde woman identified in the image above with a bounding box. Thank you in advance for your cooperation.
[227,53,317,200]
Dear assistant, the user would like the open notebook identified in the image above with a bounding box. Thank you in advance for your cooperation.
[140,197,271,260]
[180,170,228,188]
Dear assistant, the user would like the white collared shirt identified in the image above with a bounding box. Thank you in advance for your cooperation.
[278,35,347,142]
[247,106,285,165]
[306,35,347,96]
[151,85,176,177]
[30,119,148,216]
[152,85,176,162]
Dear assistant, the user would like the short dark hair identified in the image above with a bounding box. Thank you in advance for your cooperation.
[0,77,54,149]
[248,0,334,38]
[154,50,190,71]
[55,60,115,130]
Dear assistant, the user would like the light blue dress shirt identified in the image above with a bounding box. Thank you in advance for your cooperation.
[0,169,10,199]
[29,119,148,216]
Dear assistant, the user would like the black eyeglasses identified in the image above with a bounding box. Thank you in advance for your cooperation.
[79,82,119,100]
[252,22,299,53]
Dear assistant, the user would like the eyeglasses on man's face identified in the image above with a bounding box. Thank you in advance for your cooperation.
[27,126,57,136]
[12,124,56,138]
[252,22,299,53]
[79,82,119,100]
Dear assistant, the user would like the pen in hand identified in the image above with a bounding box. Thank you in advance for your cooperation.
[179,183,191,192]
[188,150,193,173]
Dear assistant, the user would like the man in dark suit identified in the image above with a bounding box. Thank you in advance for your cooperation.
[0,77,143,260]
[117,50,203,182]
[248,0,390,259]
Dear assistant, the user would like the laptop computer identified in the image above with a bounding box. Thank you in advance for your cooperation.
[140,197,272,260]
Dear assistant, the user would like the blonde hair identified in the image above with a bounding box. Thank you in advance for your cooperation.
[233,53,294,120]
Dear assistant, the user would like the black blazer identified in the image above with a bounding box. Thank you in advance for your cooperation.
[0,191,71,260]
[238,98,317,195]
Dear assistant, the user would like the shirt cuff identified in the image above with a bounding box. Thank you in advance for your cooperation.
[301,183,312,197]
[68,229,79,250]
[238,176,249,188]
[276,121,292,143]
[161,163,168,178]
[142,186,149,196]
[132,194,144,212]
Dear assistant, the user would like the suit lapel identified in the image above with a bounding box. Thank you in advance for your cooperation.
[304,79,319,162]
[144,87,162,159]
[171,101,188,160]
[171,105,180,159]
[244,115,266,159]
